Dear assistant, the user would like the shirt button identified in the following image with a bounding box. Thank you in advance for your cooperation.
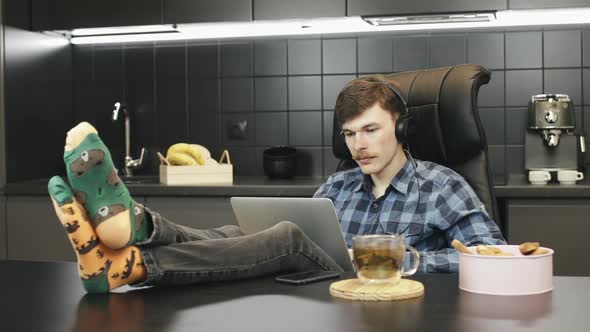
[373,203,379,209]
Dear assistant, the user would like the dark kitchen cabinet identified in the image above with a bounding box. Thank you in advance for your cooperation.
[4,196,147,262]
[506,199,590,276]
[32,0,163,30]
[510,0,590,9]
[0,196,6,260]
[253,0,346,20]
[144,197,238,229]
[348,0,507,16]
[6,196,75,262]
[164,0,252,24]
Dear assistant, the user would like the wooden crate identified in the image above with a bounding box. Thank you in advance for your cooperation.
[159,150,233,186]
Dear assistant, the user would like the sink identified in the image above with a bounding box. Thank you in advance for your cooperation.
[119,176,159,185]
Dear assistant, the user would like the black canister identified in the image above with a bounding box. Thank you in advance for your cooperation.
[263,146,297,179]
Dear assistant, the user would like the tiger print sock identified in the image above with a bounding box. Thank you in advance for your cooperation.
[48,176,147,293]
[63,122,151,249]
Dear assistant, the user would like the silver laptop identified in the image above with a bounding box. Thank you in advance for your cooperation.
[230,197,354,272]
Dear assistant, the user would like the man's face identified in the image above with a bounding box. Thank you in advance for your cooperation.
[341,103,403,176]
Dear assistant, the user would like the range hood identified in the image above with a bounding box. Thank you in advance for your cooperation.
[68,7,590,44]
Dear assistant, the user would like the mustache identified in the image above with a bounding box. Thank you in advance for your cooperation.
[352,152,376,160]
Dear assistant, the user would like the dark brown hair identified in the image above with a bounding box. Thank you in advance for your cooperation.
[334,75,403,125]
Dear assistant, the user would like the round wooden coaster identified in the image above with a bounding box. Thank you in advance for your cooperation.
[329,278,424,301]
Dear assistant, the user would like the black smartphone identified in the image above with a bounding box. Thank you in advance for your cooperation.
[275,270,340,285]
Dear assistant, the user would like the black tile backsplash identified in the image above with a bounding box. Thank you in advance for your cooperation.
[429,34,466,68]
[505,70,543,106]
[394,36,429,72]
[255,112,288,146]
[188,78,219,148]
[227,147,260,175]
[487,145,506,177]
[188,43,219,78]
[323,111,334,146]
[506,108,528,145]
[358,37,393,74]
[287,39,321,75]
[254,77,287,111]
[220,42,253,77]
[323,147,340,177]
[289,111,322,146]
[322,75,356,110]
[584,69,590,105]
[124,43,155,80]
[543,69,582,105]
[544,30,581,68]
[94,45,124,82]
[478,71,505,107]
[221,77,253,112]
[478,108,505,145]
[254,40,287,76]
[156,78,188,149]
[506,32,543,69]
[72,45,93,82]
[507,145,525,175]
[155,44,186,80]
[58,28,590,180]
[295,147,323,177]
[288,76,322,110]
[467,33,504,70]
[322,38,357,74]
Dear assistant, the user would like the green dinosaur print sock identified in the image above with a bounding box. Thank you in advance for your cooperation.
[63,122,152,249]
[48,176,147,293]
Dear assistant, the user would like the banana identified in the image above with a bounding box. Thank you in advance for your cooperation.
[166,143,213,166]
[167,143,203,165]
[190,144,211,161]
[167,152,198,166]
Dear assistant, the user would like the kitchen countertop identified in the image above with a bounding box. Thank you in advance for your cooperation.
[4,174,590,198]
[2,176,327,197]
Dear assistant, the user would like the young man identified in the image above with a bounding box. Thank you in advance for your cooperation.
[48,75,504,293]
[314,76,506,272]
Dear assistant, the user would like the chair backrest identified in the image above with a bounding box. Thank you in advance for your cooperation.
[332,64,499,222]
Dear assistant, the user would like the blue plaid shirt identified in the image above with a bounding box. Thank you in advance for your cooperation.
[314,159,506,273]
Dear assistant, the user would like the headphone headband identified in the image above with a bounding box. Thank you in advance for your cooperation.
[376,78,413,148]
[377,78,408,117]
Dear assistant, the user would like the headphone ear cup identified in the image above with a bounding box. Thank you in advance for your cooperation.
[395,115,408,146]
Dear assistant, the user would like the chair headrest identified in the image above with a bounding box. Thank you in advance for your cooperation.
[333,64,491,165]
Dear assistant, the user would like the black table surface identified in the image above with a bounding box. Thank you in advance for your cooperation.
[1,260,588,332]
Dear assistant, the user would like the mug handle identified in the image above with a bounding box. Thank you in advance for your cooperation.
[577,172,584,180]
[401,245,420,277]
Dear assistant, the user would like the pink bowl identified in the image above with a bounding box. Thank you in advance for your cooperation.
[458,245,554,296]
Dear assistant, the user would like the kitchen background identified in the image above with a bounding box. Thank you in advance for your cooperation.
[2,1,590,185]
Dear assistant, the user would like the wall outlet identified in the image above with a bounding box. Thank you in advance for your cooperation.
[227,119,248,140]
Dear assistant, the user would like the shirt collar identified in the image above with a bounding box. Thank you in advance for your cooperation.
[390,159,414,196]
[351,159,415,196]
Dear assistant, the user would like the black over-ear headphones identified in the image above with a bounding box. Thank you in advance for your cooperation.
[378,79,415,148]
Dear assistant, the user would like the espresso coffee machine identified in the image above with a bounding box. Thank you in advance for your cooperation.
[525,94,585,173]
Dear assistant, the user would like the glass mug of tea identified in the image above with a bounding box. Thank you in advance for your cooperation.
[352,234,420,285]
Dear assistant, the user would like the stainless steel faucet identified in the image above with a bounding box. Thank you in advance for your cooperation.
[112,102,146,177]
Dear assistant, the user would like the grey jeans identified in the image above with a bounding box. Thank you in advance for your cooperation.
[134,207,344,287]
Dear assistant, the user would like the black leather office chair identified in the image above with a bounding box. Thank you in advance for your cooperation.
[332,64,499,222]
